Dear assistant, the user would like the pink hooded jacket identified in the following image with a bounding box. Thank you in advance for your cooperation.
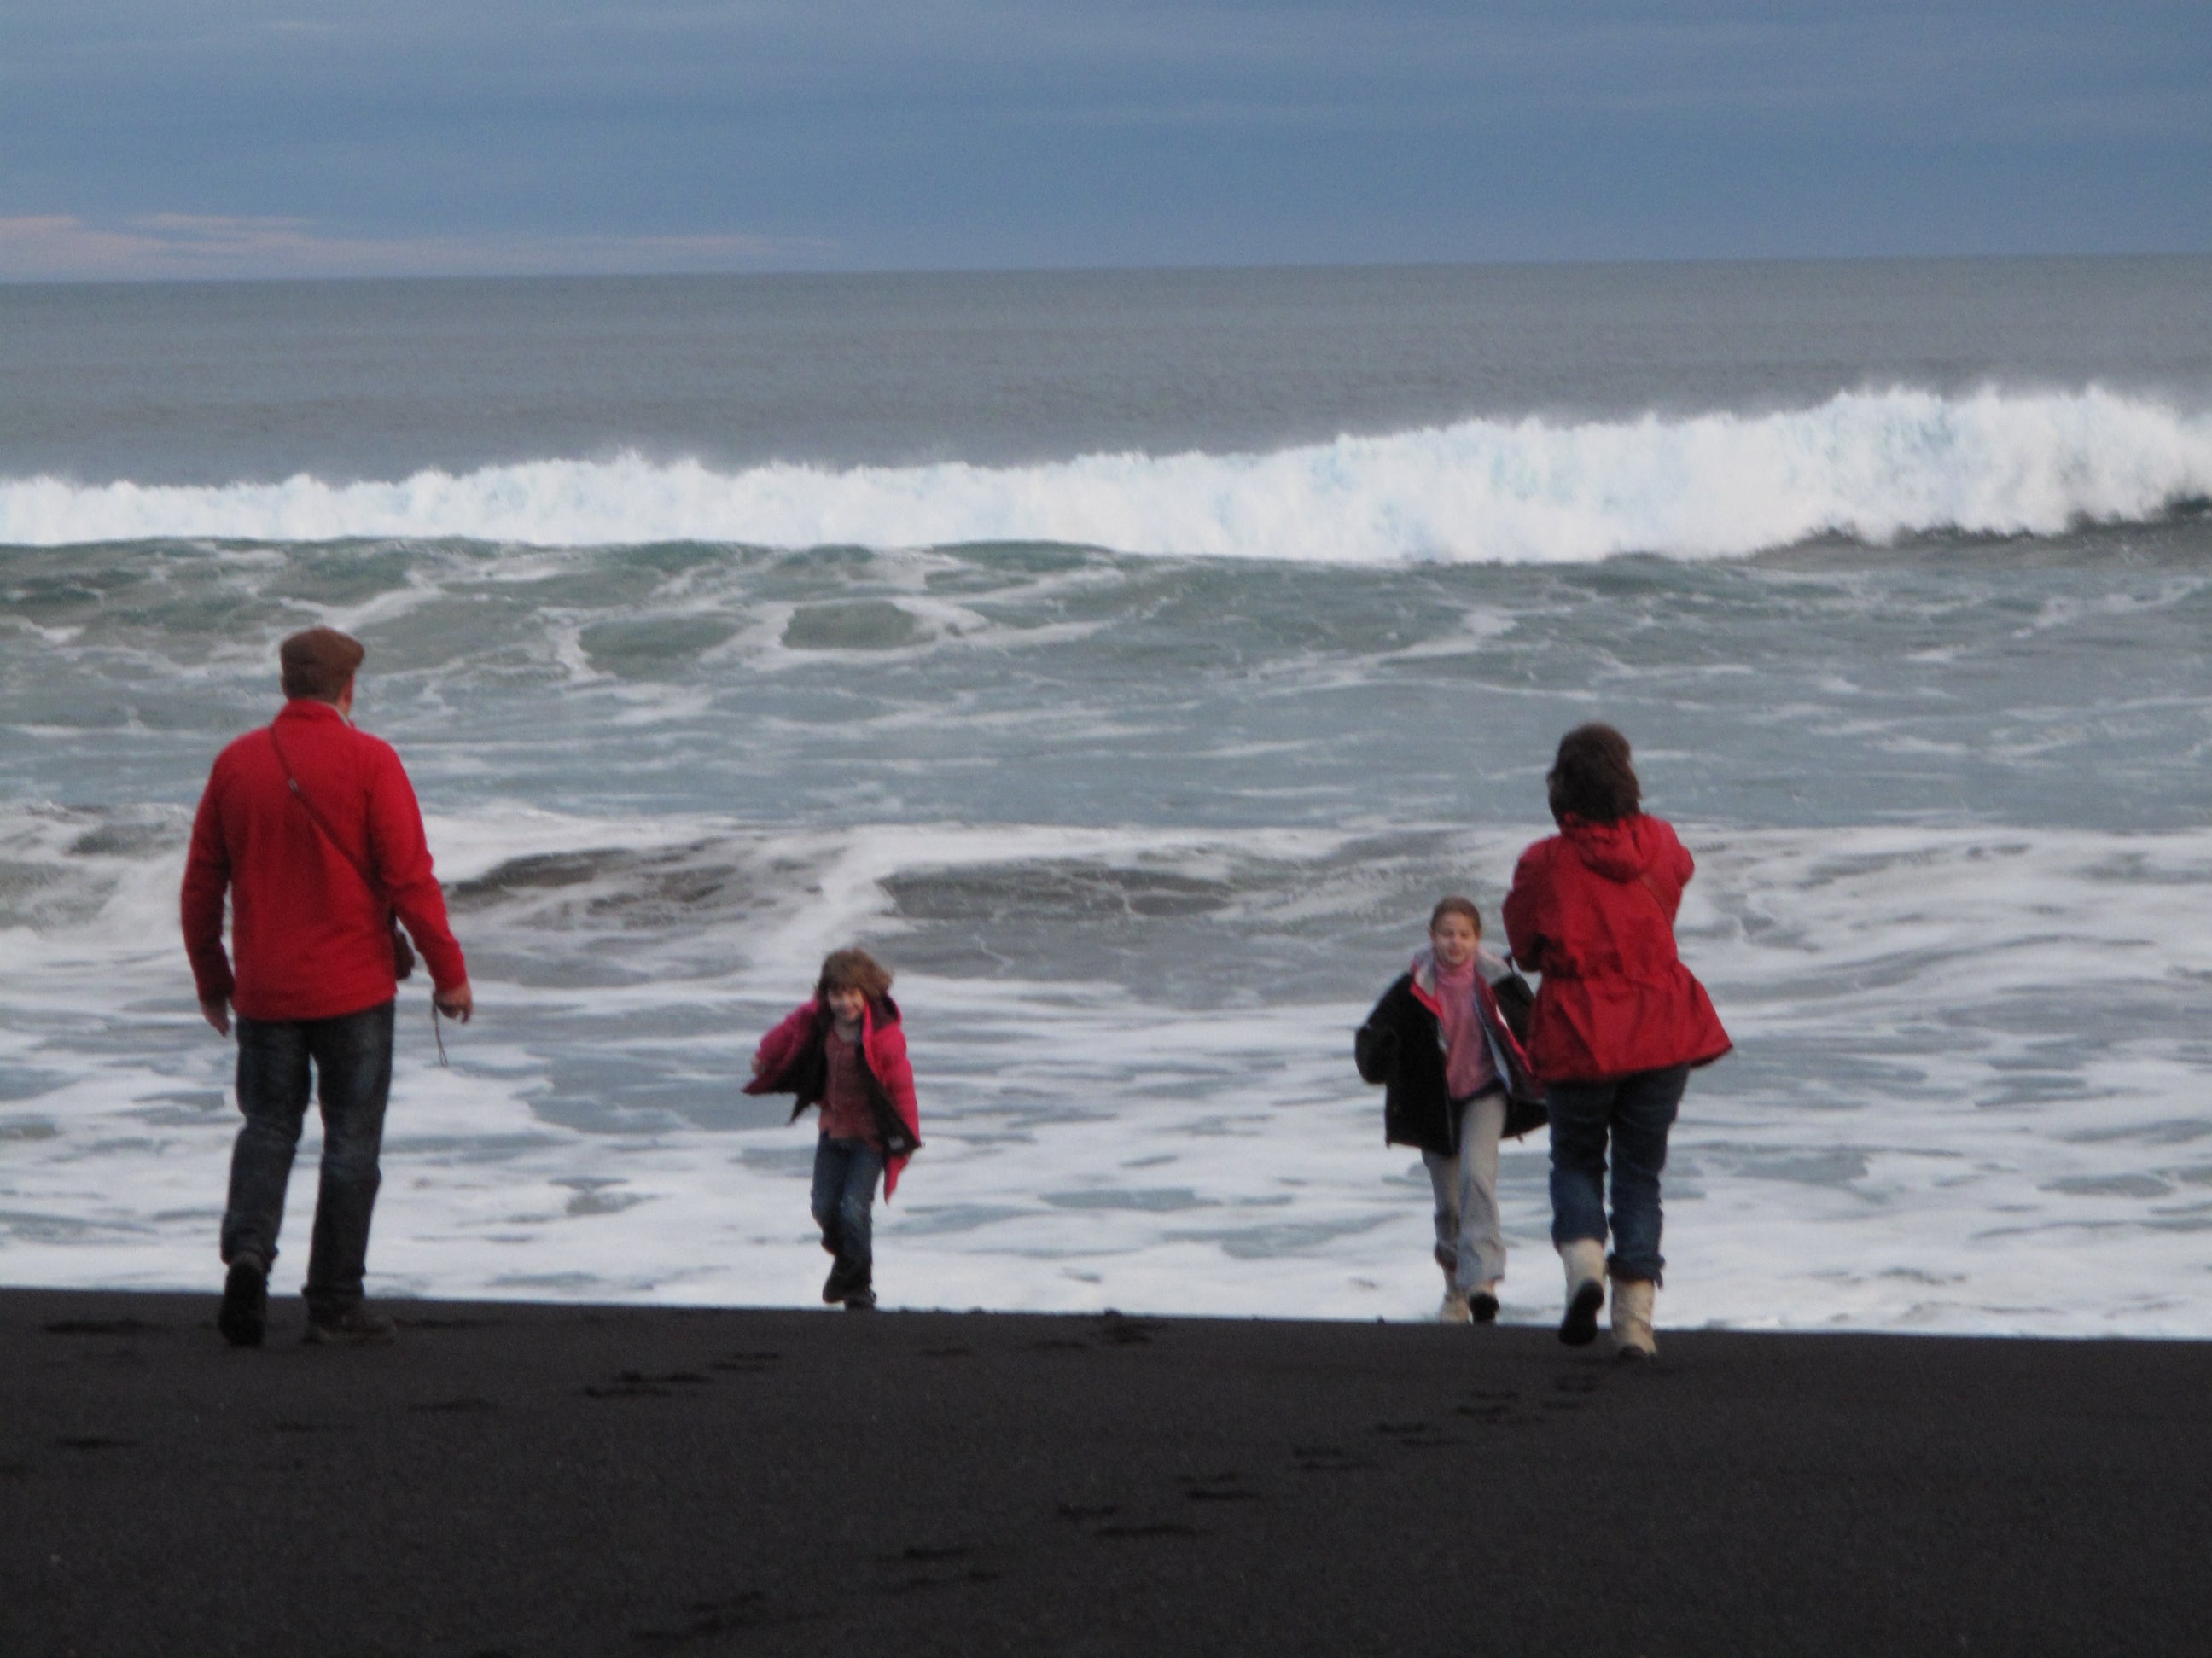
[744,996,923,1198]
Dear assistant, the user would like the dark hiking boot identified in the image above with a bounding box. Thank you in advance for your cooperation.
[823,1259,861,1304]
[842,1287,878,1312]
[1470,1291,1500,1324]
[218,1258,267,1348]
[302,1305,397,1347]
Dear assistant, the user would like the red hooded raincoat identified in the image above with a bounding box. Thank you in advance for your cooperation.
[1502,812,1730,1084]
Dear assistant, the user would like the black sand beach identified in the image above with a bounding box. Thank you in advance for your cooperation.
[4,1288,2207,1657]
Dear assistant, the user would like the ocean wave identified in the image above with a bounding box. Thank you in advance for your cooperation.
[3,387,2209,562]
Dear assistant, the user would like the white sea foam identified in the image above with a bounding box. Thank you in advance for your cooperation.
[2,803,2209,1335]
[3,387,2208,561]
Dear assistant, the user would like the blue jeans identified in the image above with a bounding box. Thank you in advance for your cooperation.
[220,1001,394,1314]
[811,1137,884,1281]
[1547,1064,1690,1284]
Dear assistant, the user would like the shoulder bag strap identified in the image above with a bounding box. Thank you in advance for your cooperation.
[267,724,387,905]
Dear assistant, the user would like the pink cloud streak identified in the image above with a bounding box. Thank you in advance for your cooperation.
[0,214,833,282]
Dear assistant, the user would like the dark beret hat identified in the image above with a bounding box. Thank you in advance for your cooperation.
[279,627,366,701]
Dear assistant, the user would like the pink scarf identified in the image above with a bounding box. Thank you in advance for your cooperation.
[1430,954,1499,1102]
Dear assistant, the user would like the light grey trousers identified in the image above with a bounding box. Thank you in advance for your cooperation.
[1422,1091,1509,1293]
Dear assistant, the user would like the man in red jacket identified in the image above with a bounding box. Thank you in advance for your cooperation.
[182,628,473,1347]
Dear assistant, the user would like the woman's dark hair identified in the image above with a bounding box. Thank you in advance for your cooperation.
[1546,723,1640,824]
[817,947,893,1004]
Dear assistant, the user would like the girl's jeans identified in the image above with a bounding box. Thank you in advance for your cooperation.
[812,1136,884,1280]
[220,1000,394,1313]
[1546,1064,1690,1284]
[1422,1090,1508,1291]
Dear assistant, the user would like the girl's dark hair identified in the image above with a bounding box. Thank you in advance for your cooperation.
[1546,723,1640,824]
[1429,895,1482,934]
[816,947,893,1004]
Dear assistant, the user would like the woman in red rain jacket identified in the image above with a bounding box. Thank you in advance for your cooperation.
[1503,723,1729,1360]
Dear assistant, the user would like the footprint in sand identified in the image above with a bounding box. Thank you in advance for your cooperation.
[711,1351,780,1373]
[581,1369,713,1399]
[1179,1470,1260,1503]
[1291,1443,1377,1473]
[630,1591,768,1644]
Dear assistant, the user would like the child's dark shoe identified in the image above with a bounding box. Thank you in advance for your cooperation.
[1470,1290,1500,1324]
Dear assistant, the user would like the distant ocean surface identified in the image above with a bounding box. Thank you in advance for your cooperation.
[3,259,2209,1335]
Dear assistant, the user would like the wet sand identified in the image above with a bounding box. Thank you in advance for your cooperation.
[3,1287,2207,1655]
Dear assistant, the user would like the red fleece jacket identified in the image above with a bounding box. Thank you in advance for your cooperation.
[181,699,467,1021]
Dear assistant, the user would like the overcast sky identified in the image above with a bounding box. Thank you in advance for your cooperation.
[3,1,2207,281]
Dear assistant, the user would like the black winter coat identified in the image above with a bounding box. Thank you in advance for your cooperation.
[1356,966,1547,1155]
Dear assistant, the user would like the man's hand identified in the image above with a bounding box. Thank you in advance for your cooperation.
[434,980,474,1024]
[201,998,231,1037]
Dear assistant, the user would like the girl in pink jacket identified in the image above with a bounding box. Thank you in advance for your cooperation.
[744,948,923,1311]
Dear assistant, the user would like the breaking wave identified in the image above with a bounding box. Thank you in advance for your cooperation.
[3,387,2209,562]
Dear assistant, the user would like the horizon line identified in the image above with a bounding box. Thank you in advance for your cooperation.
[6,247,2211,294]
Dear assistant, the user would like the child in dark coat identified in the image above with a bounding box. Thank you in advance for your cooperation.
[744,948,922,1311]
[1357,897,1545,1323]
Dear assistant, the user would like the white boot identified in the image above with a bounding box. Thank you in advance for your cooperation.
[1610,1275,1656,1359]
[1557,1240,1606,1347]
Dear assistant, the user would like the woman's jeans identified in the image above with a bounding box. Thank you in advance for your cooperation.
[1422,1091,1508,1292]
[1547,1064,1690,1284]
[812,1137,884,1282]
[220,1000,394,1314]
